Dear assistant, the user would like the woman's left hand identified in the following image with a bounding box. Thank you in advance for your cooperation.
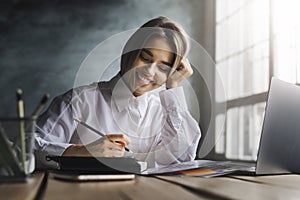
[166,58,193,89]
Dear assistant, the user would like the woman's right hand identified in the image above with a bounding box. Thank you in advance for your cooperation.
[62,134,131,157]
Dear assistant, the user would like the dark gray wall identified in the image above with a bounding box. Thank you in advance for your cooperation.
[1,0,218,159]
[0,0,205,117]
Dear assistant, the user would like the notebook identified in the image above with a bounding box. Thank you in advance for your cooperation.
[46,155,142,174]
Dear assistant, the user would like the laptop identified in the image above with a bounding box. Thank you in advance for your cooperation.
[144,77,300,176]
[216,77,300,176]
[255,77,300,175]
[220,77,300,176]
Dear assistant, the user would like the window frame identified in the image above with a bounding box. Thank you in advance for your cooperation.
[205,0,276,161]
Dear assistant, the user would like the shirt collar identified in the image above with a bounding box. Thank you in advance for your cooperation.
[110,73,148,112]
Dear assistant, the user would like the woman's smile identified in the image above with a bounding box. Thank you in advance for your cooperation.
[126,37,174,96]
[136,71,154,86]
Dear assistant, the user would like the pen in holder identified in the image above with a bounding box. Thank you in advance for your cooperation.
[0,117,37,176]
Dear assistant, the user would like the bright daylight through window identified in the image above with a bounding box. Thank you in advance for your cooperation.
[215,0,300,160]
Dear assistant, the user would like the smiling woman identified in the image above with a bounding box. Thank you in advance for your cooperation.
[34,16,201,169]
[125,37,174,97]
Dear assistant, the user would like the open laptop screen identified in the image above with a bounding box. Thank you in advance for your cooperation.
[256,78,300,175]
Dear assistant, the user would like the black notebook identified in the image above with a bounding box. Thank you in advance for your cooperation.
[46,155,141,174]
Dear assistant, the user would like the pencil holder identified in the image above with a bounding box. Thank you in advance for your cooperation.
[0,117,36,177]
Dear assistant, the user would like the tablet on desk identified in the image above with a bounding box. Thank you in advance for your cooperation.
[53,173,135,181]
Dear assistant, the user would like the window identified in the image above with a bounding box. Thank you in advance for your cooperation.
[214,0,300,160]
[272,0,300,83]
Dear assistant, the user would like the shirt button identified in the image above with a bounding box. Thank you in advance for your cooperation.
[133,99,138,107]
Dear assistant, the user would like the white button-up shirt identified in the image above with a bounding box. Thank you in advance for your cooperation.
[35,74,201,168]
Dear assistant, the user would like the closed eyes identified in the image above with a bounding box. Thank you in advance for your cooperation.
[139,49,172,73]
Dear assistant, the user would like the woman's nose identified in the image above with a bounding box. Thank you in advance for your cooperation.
[145,63,156,75]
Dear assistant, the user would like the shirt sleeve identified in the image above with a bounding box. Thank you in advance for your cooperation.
[34,90,77,169]
[153,86,201,166]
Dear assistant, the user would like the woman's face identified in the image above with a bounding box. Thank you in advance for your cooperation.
[125,37,174,97]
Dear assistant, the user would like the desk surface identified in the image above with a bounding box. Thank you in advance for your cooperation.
[0,173,45,200]
[1,173,300,200]
[44,173,300,200]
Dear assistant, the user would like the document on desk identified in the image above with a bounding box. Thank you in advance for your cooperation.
[142,160,214,175]
[142,160,254,177]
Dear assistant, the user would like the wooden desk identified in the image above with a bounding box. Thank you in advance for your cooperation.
[43,174,201,200]
[2,173,300,199]
[157,175,300,199]
[42,173,300,200]
[0,173,45,200]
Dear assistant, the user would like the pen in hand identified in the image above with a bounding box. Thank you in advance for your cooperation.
[74,118,132,152]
